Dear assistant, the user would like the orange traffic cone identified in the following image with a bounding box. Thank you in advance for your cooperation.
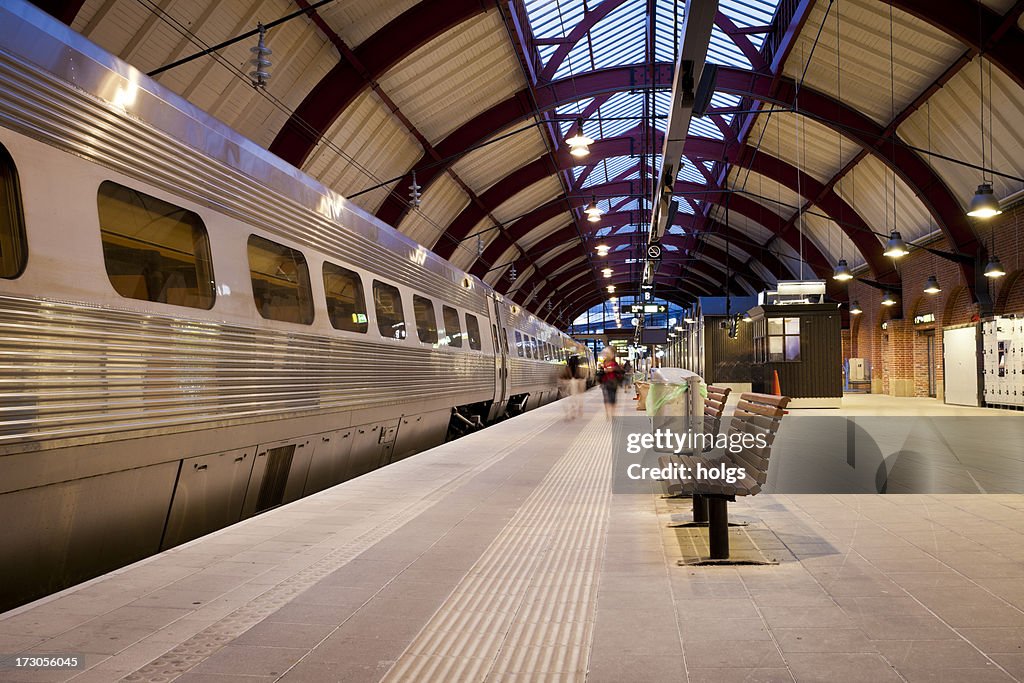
[771,369,781,396]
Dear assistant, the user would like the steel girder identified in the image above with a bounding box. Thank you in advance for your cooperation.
[268,0,487,166]
[435,129,665,257]
[714,65,981,274]
[887,0,1024,90]
[520,236,767,309]
[439,131,890,283]
[446,177,641,262]
[375,65,673,226]
[470,175,833,283]
[506,214,794,290]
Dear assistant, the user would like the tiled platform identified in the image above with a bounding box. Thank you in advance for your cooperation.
[3,391,1024,682]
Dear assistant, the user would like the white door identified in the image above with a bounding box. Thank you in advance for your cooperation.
[943,325,980,406]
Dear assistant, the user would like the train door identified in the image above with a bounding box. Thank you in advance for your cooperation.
[490,296,509,412]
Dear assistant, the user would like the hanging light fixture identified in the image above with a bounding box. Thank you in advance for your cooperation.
[595,243,609,256]
[967,53,1002,217]
[968,182,1002,218]
[849,300,863,315]
[984,256,1006,278]
[883,231,908,259]
[881,290,898,306]
[565,117,593,158]
[584,197,603,223]
[602,267,613,278]
[923,276,941,294]
[832,259,854,281]
[606,285,616,293]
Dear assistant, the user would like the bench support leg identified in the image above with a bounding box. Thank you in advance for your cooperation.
[693,494,708,523]
[707,497,730,560]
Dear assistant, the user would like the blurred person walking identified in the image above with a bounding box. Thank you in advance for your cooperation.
[559,355,583,420]
[597,347,624,420]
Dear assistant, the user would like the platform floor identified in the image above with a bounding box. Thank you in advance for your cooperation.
[3,391,1024,682]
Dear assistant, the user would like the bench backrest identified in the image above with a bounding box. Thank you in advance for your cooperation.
[703,385,732,438]
[725,392,790,493]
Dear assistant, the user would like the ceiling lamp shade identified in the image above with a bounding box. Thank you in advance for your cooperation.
[565,117,594,158]
[883,231,909,259]
[984,256,1006,278]
[607,285,616,293]
[881,291,898,306]
[923,276,941,294]
[584,198,603,223]
[849,300,863,315]
[602,268,613,278]
[967,182,1002,218]
[832,258,854,281]
[595,243,609,256]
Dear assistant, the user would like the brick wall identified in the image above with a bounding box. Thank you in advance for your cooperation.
[845,200,1024,398]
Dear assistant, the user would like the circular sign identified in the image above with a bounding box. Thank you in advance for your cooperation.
[647,242,663,260]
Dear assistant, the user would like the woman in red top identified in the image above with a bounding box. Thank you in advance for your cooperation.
[597,347,624,419]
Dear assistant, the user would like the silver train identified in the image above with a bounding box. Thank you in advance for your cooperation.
[0,1,592,610]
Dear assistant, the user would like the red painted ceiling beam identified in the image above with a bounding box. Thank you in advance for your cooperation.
[440,178,641,261]
[523,237,766,308]
[886,0,1024,89]
[376,65,673,226]
[714,65,980,277]
[446,132,889,279]
[269,0,488,167]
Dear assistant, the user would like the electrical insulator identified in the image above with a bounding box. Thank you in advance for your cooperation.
[508,264,517,282]
[477,234,484,257]
[409,171,422,208]
[249,23,272,89]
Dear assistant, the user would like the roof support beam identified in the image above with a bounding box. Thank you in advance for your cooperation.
[269,0,488,167]
[649,1,717,245]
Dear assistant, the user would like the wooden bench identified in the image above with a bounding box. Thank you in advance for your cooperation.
[691,385,733,524]
[660,392,790,561]
[702,385,732,449]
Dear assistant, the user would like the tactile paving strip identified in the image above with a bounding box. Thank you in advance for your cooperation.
[382,413,612,681]
[121,418,557,683]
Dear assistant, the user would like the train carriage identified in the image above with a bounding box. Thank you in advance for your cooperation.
[0,0,591,611]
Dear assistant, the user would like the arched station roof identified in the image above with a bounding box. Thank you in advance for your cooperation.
[43,0,1024,326]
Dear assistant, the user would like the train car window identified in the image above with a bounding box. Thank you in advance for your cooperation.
[413,295,438,344]
[323,262,367,333]
[442,306,462,347]
[98,181,214,308]
[373,280,406,339]
[246,235,313,324]
[0,144,27,278]
[466,314,482,351]
[528,336,538,359]
[514,330,524,358]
